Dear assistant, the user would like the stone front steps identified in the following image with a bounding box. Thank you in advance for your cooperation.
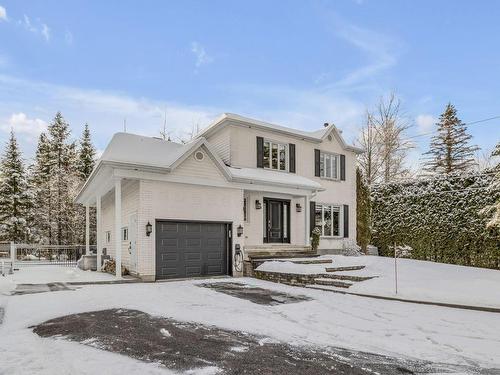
[325,265,366,272]
[252,259,377,290]
[313,278,352,288]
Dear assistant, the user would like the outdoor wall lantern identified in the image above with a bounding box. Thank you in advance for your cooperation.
[237,225,244,237]
[296,203,302,212]
[255,200,262,209]
[146,221,153,236]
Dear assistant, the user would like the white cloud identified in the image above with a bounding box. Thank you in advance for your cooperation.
[0,74,222,147]
[416,114,436,133]
[0,74,366,154]
[191,41,213,68]
[64,30,73,45]
[41,23,50,41]
[18,14,50,42]
[1,112,48,141]
[0,5,7,21]
[20,14,37,33]
[334,24,399,87]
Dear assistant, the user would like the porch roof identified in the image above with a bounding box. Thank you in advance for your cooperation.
[229,166,323,191]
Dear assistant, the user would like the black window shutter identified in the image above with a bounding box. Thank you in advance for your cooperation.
[314,149,321,177]
[343,204,349,238]
[256,137,264,168]
[310,201,316,235]
[340,154,346,181]
[289,144,296,173]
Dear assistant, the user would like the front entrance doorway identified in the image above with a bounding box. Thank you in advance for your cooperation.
[264,198,290,243]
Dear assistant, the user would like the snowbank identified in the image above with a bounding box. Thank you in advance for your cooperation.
[257,255,500,308]
[0,278,499,372]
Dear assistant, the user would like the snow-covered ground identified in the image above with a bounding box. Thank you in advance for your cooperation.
[0,266,121,294]
[256,255,500,308]
[0,277,499,374]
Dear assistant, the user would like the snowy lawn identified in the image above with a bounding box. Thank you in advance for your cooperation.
[0,277,499,374]
[0,266,122,294]
[256,255,500,308]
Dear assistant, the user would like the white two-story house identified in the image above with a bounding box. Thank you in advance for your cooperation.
[76,113,363,280]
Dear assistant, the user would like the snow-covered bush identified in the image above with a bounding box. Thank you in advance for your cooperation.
[371,172,500,269]
[311,227,321,252]
[341,239,363,256]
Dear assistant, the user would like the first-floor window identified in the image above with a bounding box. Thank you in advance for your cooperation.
[315,204,341,237]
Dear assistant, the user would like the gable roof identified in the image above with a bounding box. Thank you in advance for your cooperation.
[198,113,364,154]
[76,131,324,204]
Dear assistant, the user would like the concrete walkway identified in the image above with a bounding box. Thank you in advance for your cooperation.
[307,284,500,314]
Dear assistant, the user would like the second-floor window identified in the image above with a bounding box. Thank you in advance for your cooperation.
[263,140,288,171]
[320,152,339,179]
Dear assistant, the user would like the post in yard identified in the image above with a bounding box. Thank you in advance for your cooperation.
[394,241,398,295]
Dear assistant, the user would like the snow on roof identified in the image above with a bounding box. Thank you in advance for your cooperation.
[100,132,193,169]
[229,166,323,190]
[198,113,363,154]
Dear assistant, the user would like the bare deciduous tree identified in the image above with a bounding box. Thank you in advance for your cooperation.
[356,111,383,185]
[357,92,413,184]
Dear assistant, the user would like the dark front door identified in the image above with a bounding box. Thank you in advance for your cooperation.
[264,198,290,243]
[155,220,230,280]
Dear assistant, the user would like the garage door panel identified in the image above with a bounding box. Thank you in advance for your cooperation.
[185,223,201,233]
[160,238,179,247]
[185,266,202,277]
[162,253,179,262]
[206,238,223,247]
[207,251,223,260]
[207,264,223,275]
[156,221,228,280]
[185,238,202,247]
[160,223,179,232]
[184,252,202,261]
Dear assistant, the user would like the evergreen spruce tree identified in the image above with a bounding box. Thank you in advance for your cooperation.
[423,103,478,174]
[484,142,500,229]
[31,133,53,243]
[75,124,97,244]
[356,168,371,252]
[77,123,96,180]
[47,112,80,245]
[0,131,31,242]
[32,133,54,243]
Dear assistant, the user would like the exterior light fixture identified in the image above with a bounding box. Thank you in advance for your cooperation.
[296,203,302,212]
[146,221,153,236]
[237,225,244,237]
[255,200,262,209]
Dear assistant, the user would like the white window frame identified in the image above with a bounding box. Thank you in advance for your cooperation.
[315,203,342,238]
[263,139,289,172]
[105,231,111,244]
[320,151,340,180]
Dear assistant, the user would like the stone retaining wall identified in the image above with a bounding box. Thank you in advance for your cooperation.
[253,270,317,286]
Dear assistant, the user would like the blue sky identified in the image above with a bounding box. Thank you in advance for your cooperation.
[0,0,499,164]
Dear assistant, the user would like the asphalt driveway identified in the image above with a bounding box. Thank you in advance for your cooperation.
[32,308,490,375]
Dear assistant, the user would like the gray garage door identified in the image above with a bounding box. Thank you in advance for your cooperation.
[155,221,229,280]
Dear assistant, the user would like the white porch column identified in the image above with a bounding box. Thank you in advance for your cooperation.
[96,194,102,271]
[114,178,122,278]
[305,195,310,246]
[85,204,90,255]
